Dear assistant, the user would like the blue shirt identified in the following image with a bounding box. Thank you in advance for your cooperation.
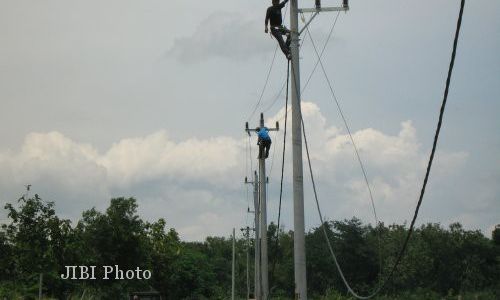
[258,127,271,141]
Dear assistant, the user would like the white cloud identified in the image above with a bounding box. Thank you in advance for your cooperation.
[1,102,495,241]
[99,131,241,187]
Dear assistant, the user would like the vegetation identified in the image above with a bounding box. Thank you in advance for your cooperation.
[0,194,498,299]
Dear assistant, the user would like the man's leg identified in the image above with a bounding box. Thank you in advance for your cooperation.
[265,140,271,158]
[271,28,290,57]
[281,27,291,48]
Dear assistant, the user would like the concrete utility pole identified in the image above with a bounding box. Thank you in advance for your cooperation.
[246,171,260,299]
[289,1,307,298]
[241,226,251,300]
[246,113,279,300]
[232,228,236,300]
[290,1,349,299]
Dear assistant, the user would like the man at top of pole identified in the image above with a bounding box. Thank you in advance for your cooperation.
[265,0,291,60]
[256,127,272,159]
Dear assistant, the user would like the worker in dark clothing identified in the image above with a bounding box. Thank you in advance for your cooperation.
[265,0,291,59]
[257,127,272,159]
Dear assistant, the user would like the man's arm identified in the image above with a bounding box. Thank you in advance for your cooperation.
[278,0,289,9]
[265,8,270,33]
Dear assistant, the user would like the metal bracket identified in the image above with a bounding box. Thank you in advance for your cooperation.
[298,6,349,14]
[299,12,319,36]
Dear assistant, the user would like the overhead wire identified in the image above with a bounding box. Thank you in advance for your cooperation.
[247,46,279,122]
[272,11,340,124]
[270,61,290,285]
[268,130,280,175]
[276,61,290,240]
[305,24,379,230]
[305,18,383,286]
[301,11,341,93]
[296,0,466,298]
[379,0,466,293]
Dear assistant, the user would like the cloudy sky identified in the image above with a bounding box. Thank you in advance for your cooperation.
[0,0,498,241]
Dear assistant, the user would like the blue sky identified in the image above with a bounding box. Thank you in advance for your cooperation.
[0,0,498,240]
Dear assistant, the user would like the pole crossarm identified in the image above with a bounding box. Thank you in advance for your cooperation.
[298,3,348,36]
[298,6,348,13]
[245,116,279,136]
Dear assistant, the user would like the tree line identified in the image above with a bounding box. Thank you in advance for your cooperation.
[0,195,498,299]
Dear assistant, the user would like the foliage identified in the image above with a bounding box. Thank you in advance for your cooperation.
[0,194,498,299]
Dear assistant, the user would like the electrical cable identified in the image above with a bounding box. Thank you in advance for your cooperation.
[276,61,290,245]
[247,46,279,122]
[272,11,340,123]
[305,25,379,230]
[268,130,280,175]
[298,0,466,298]
[379,0,466,293]
[270,61,290,285]
[305,19,383,286]
[302,11,341,93]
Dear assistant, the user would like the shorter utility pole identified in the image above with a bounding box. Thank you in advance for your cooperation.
[241,226,251,300]
[245,171,260,299]
[246,113,279,300]
[232,228,236,300]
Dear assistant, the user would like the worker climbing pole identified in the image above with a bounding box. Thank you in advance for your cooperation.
[265,0,292,59]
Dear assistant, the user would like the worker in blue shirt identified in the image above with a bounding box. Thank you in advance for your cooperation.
[257,127,272,159]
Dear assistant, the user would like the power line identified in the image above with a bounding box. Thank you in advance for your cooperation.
[305,25,379,228]
[301,11,341,94]
[300,0,466,298]
[305,19,383,285]
[276,61,290,241]
[247,45,279,122]
[381,0,466,292]
[270,60,290,291]
[268,130,280,175]
[271,11,340,124]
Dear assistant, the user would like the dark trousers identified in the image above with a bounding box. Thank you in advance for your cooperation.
[271,26,291,57]
[258,139,272,159]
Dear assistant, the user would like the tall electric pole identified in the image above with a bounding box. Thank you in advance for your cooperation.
[246,113,279,300]
[289,1,307,298]
[290,1,349,299]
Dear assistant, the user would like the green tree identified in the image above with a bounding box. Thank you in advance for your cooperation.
[2,194,74,298]
[73,197,151,298]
